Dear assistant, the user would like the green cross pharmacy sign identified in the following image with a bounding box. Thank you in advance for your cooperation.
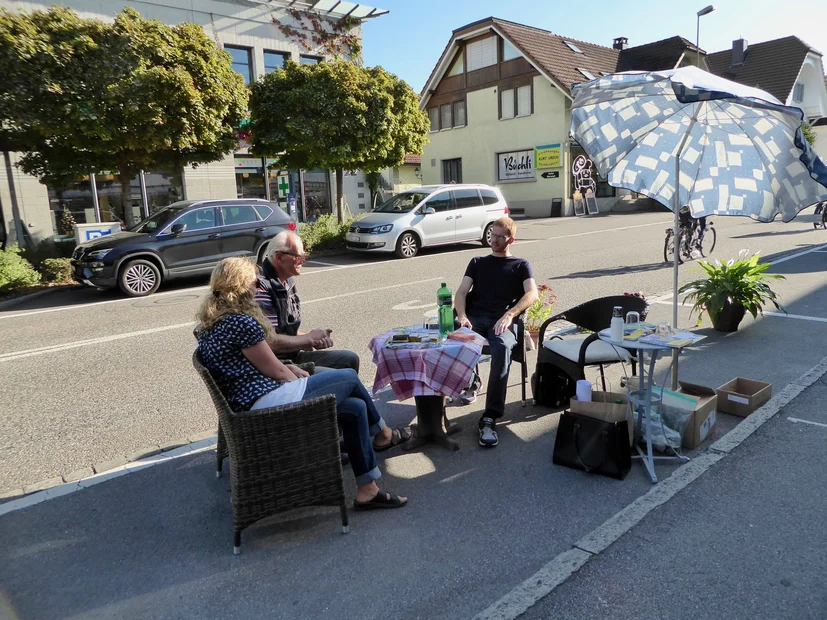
[277,176,289,199]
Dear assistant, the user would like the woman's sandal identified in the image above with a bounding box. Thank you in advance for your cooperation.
[373,427,413,452]
[353,490,408,511]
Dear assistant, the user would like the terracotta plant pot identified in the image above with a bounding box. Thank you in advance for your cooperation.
[526,330,539,351]
[711,301,747,332]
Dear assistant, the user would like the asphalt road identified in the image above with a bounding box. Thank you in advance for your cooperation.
[2,207,826,492]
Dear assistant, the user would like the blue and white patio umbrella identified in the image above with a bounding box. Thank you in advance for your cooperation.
[570,66,827,331]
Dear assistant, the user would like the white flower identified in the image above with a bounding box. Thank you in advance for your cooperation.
[714,258,722,268]
[738,248,750,259]
[727,259,735,267]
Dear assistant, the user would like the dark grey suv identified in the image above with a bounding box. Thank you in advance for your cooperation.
[71,199,295,297]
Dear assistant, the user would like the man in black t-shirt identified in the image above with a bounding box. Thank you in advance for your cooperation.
[455,217,538,447]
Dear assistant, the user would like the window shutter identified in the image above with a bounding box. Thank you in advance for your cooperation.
[428,107,439,131]
[501,89,514,119]
[466,37,497,71]
[453,100,466,126]
[441,104,452,129]
[517,85,531,116]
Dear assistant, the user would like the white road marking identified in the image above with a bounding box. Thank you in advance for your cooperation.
[651,299,827,323]
[0,322,194,362]
[0,278,445,361]
[391,300,440,311]
[788,417,827,429]
[305,260,338,266]
[765,242,827,265]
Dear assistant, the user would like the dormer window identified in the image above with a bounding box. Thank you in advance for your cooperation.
[564,40,584,55]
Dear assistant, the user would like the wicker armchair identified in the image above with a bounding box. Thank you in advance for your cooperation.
[193,351,348,554]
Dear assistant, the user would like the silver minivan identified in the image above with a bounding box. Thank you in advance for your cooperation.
[345,184,509,258]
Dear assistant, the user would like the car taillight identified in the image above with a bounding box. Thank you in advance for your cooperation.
[287,222,297,231]
[504,205,510,215]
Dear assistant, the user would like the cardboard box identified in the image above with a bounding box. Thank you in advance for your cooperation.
[677,381,718,449]
[716,377,772,417]
[570,391,633,446]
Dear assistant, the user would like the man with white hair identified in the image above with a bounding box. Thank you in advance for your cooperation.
[255,230,360,372]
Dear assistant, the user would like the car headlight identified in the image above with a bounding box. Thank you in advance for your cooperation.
[374,224,393,234]
[87,249,112,260]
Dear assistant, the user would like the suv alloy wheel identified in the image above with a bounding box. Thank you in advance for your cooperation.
[119,259,162,297]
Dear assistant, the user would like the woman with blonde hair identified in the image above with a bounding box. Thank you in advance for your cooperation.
[195,257,407,511]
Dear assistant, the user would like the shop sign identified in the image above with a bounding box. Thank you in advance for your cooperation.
[497,149,534,181]
[535,143,561,169]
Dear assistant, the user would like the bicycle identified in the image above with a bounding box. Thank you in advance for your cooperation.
[814,201,826,230]
[663,218,716,264]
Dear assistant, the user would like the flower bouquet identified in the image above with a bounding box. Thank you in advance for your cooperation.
[525,284,557,350]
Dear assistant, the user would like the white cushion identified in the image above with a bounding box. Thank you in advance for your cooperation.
[542,335,632,364]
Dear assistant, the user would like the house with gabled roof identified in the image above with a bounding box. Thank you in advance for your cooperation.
[708,36,827,164]
[419,17,708,217]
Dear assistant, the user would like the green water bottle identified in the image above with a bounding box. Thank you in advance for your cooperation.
[437,282,453,339]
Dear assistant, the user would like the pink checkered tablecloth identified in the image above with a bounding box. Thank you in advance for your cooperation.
[369,329,486,401]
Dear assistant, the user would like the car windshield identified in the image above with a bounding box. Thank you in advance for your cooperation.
[130,207,187,233]
[373,192,430,213]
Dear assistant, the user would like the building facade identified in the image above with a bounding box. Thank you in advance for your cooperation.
[0,0,387,247]
[420,18,709,218]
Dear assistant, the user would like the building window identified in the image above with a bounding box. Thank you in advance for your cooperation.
[517,85,532,116]
[447,52,464,76]
[428,107,439,132]
[225,45,253,85]
[300,55,322,65]
[442,158,462,184]
[793,83,805,103]
[564,40,584,55]
[144,169,184,215]
[501,85,532,120]
[501,88,515,119]
[466,37,497,71]
[264,50,289,73]
[577,68,596,81]
[440,104,452,130]
[503,39,520,62]
[453,100,466,127]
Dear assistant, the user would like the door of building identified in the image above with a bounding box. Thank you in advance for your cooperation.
[442,158,462,184]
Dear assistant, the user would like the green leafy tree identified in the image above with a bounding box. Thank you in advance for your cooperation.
[801,122,816,147]
[0,6,248,227]
[249,60,428,222]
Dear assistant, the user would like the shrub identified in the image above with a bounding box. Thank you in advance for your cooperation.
[22,237,74,269]
[298,214,352,253]
[40,258,73,283]
[0,245,42,291]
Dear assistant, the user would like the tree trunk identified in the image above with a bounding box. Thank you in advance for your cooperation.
[335,168,344,223]
[3,150,29,249]
[119,166,136,228]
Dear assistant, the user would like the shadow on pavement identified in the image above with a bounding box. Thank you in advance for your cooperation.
[550,261,670,280]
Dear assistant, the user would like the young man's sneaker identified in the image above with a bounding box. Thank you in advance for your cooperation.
[478,417,498,447]
[459,386,478,405]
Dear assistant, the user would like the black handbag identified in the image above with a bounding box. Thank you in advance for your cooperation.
[553,411,631,480]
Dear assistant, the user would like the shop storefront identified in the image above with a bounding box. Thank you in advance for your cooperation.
[46,169,185,239]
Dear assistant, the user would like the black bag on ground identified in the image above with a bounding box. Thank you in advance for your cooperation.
[532,363,576,408]
[553,411,631,480]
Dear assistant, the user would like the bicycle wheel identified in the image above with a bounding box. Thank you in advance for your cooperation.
[663,232,683,264]
[699,226,717,256]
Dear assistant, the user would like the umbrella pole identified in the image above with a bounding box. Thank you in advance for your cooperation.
[671,115,699,390]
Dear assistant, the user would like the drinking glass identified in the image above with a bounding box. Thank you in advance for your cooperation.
[656,321,672,338]
[625,311,641,325]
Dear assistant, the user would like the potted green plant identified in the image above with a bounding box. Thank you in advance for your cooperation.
[525,284,557,349]
[678,250,786,332]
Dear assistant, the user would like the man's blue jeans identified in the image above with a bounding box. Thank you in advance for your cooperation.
[302,369,385,487]
[468,315,517,421]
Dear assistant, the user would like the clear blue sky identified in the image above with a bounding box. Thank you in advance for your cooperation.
[362,0,827,93]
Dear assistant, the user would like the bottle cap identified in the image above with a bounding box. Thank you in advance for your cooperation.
[441,282,446,287]
[612,306,623,317]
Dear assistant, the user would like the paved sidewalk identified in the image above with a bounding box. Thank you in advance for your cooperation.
[521,377,827,620]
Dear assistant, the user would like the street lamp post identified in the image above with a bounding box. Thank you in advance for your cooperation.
[696,5,716,68]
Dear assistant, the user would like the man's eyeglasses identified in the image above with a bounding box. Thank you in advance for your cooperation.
[490,234,511,242]
[278,250,309,261]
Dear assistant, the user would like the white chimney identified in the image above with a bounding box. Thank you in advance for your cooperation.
[731,38,748,66]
